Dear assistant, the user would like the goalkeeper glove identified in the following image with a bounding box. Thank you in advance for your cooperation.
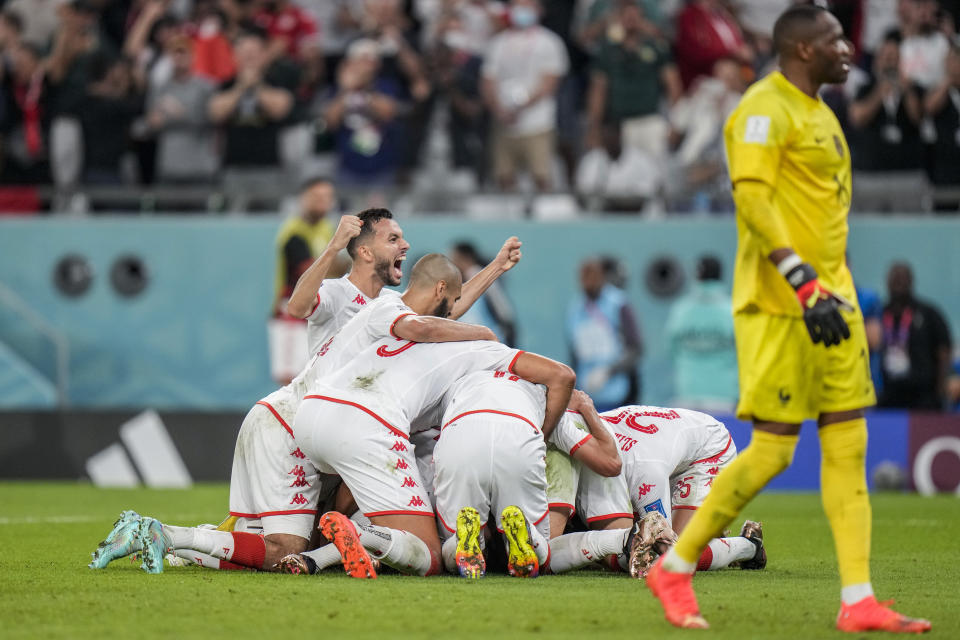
[781,258,853,347]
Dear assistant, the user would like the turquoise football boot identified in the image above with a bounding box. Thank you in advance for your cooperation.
[88,510,142,569]
[138,517,170,574]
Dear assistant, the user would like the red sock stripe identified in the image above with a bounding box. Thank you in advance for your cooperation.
[230,532,266,570]
[217,560,248,571]
[696,546,713,572]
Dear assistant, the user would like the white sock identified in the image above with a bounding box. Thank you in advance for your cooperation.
[527,521,550,567]
[351,513,372,527]
[173,549,222,569]
[163,525,236,561]
[548,529,629,574]
[661,547,697,574]
[700,537,757,570]
[841,583,874,605]
[355,523,435,576]
[302,545,343,571]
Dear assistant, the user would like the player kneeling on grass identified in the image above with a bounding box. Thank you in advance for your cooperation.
[547,403,765,576]
[289,328,574,578]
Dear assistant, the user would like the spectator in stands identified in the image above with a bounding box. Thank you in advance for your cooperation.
[0,11,22,55]
[664,255,737,412]
[430,11,488,181]
[4,0,60,50]
[566,256,642,411]
[0,41,53,184]
[481,0,568,191]
[324,38,402,187]
[673,0,752,90]
[208,26,297,171]
[878,261,953,410]
[252,0,321,91]
[575,121,661,209]
[585,0,682,165]
[269,176,338,384]
[80,55,143,184]
[848,31,924,172]
[124,1,181,94]
[578,0,667,53]
[145,34,218,183]
[305,0,365,78]
[188,3,236,84]
[899,0,950,90]
[449,241,518,346]
[923,38,960,190]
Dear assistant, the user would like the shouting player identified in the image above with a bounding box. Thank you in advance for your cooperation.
[646,5,930,633]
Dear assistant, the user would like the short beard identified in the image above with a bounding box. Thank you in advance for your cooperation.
[431,298,450,318]
[374,257,400,286]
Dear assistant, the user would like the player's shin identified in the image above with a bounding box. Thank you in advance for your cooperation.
[173,549,247,570]
[548,529,629,573]
[162,525,266,569]
[819,418,873,603]
[355,523,436,576]
[665,431,797,572]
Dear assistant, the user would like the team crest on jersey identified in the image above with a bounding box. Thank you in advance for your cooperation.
[643,499,666,518]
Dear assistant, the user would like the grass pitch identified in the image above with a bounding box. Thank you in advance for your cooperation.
[0,483,955,639]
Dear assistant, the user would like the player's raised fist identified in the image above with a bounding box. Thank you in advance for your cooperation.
[330,215,363,250]
[496,236,522,272]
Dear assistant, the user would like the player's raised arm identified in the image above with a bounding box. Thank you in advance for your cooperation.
[510,352,575,439]
[565,390,621,477]
[449,236,522,320]
[287,215,362,318]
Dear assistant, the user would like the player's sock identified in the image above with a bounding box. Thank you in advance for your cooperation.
[354,523,437,576]
[441,531,487,573]
[302,544,343,571]
[819,417,873,601]
[162,525,266,569]
[173,549,246,570]
[664,431,798,573]
[527,520,550,568]
[547,529,628,573]
[695,537,758,571]
[351,513,372,527]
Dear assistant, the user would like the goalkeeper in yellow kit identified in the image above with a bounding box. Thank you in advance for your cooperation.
[646,5,931,634]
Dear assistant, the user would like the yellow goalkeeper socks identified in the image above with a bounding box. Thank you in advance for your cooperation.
[666,430,798,571]
[819,417,872,594]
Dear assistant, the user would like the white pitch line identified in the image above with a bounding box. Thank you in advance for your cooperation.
[0,513,218,525]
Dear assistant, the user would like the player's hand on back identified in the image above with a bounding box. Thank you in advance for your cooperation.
[495,236,522,272]
[566,389,594,414]
[330,215,363,251]
[782,258,853,347]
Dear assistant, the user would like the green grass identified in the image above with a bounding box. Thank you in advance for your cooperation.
[0,483,955,639]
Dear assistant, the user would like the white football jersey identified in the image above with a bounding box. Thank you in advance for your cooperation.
[307,339,522,436]
[305,275,400,357]
[440,370,546,433]
[550,410,599,455]
[260,293,413,424]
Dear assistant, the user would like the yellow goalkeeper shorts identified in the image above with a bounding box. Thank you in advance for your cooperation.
[734,311,876,424]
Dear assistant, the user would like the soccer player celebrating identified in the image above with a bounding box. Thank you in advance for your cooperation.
[646,6,930,633]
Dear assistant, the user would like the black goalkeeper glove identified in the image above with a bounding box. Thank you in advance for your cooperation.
[783,261,853,347]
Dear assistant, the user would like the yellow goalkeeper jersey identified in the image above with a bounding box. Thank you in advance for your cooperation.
[725,71,857,317]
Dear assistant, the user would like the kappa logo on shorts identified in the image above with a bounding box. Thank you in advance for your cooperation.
[707,467,719,476]
[289,465,305,476]
[778,387,792,405]
[401,476,418,488]
[638,483,655,499]
[291,448,306,459]
[290,475,310,488]
[408,496,426,507]
[290,493,308,505]
[390,441,408,452]
[395,458,409,470]
[705,478,714,488]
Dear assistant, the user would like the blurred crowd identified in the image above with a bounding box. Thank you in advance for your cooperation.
[1,0,960,213]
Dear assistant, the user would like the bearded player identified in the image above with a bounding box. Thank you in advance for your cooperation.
[646,6,930,633]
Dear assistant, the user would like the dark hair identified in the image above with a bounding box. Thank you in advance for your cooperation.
[1,11,23,34]
[236,23,269,43]
[696,255,722,281]
[346,208,394,258]
[773,4,830,58]
[451,241,484,265]
[882,27,902,46]
[299,176,334,193]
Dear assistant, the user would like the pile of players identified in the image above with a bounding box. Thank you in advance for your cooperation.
[88,208,765,582]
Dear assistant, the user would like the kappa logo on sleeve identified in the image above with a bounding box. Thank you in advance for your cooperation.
[744,115,771,143]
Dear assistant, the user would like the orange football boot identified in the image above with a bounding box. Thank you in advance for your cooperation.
[836,596,931,634]
[318,512,378,579]
[645,556,709,629]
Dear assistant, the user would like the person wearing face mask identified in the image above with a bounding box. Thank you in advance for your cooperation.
[481,0,568,191]
[878,261,953,410]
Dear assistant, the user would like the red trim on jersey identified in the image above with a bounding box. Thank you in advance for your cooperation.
[255,401,293,437]
[364,509,435,518]
[585,512,633,524]
[507,350,525,374]
[442,409,539,434]
[568,434,593,455]
[436,511,457,534]
[693,435,733,464]
[229,509,317,518]
[532,509,549,526]
[564,409,582,414]
[672,505,699,511]
[308,292,321,317]
[389,312,417,339]
[303,395,408,440]
[548,502,575,513]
